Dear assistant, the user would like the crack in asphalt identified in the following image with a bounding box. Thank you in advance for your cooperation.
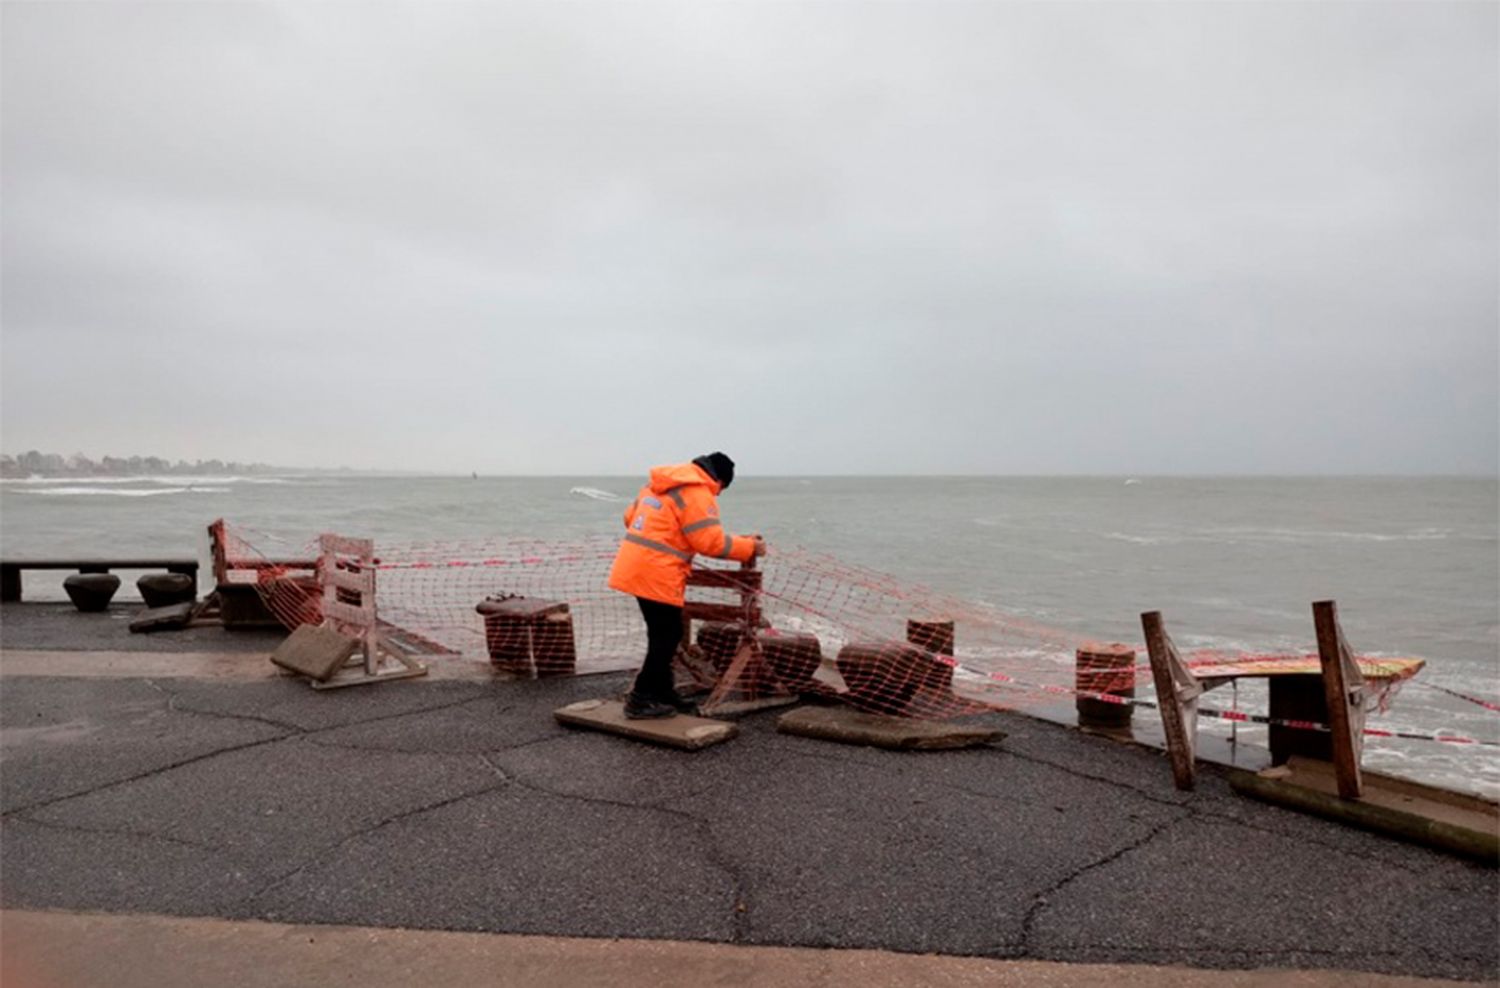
[5,811,232,856]
[1,688,500,818]
[245,779,512,904]
[1017,812,1187,954]
[479,751,751,942]
[1000,744,1433,875]
[5,675,1495,979]
[1,732,295,819]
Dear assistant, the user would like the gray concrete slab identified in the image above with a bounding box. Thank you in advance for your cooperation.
[777,704,1003,749]
[0,659,1495,982]
[556,699,738,750]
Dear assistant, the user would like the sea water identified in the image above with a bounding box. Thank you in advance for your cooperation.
[2,474,1496,796]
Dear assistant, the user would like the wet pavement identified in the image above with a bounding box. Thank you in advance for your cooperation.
[1,603,1496,982]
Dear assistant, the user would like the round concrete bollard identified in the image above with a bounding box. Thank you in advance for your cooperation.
[1075,642,1137,728]
[64,573,121,612]
[907,618,955,657]
[759,631,823,692]
[137,572,196,609]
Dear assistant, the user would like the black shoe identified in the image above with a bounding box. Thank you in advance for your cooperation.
[663,691,704,716]
[624,693,678,719]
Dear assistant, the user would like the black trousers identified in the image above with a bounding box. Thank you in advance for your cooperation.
[631,596,683,699]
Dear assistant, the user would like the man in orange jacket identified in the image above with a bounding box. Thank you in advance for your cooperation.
[608,452,765,718]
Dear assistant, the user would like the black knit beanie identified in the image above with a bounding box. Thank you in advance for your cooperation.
[693,452,736,490]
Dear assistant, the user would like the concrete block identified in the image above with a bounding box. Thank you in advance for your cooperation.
[217,583,281,629]
[136,573,196,608]
[761,632,823,691]
[554,699,738,751]
[476,595,577,677]
[836,642,953,714]
[270,623,359,682]
[777,705,1004,751]
[63,573,120,612]
[129,602,197,633]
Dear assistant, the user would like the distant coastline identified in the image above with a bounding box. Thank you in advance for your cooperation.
[0,450,353,479]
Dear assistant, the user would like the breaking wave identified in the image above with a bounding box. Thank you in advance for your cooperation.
[16,486,231,497]
[1,475,300,486]
[569,486,622,502]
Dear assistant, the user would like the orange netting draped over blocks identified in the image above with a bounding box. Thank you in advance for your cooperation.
[220,522,1430,724]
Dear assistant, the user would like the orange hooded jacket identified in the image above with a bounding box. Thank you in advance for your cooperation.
[607,461,758,606]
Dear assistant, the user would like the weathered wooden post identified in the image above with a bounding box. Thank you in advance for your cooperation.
[1313,599,1366,800]
[1142,611,1203,791]
[1075,642,1136,728]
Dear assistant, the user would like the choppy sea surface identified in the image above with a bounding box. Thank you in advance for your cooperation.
[2,474,1496,797]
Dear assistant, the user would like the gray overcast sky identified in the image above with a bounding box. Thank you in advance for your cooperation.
[2,1,1496,475]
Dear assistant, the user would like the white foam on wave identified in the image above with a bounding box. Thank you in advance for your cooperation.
[2,475,300,486]
[18,486,231,497]
[1101,526,1457,547]
[1102,532,1163,545]
[569,486,622,502]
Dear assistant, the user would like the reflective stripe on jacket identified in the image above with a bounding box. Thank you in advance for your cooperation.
[607,461,757,606]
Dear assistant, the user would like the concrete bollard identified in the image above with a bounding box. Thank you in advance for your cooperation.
[907,618,955,657]
[759,631,823,692]
[1075,642,1136,728]
[136,572,195,609]
[63,573,120,612]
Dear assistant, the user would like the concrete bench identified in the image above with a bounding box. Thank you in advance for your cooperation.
[1,559,199,603]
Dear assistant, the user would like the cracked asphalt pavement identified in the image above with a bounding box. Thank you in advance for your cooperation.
[1,634,1496,981]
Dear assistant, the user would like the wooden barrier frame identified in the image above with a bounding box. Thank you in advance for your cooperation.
[687,559,767,714]
[1144,602,1374,795]
[311,533,427,690]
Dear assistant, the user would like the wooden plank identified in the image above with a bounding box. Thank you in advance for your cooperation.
[1187,655,1423,683]
[686,569,762,591]
[319,533,374,557]
[1313,600,1366,800]
[681,603,748,625]
[323,598,372,627]
[554,699,737,750]
[310,660,427,690]
[324,566,374,594]
[1142,610,1203,791]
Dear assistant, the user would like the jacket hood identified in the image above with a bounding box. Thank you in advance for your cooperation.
[648,461,719,495]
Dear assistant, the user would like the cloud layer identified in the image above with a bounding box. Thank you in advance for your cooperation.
[4,2,1496,473]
